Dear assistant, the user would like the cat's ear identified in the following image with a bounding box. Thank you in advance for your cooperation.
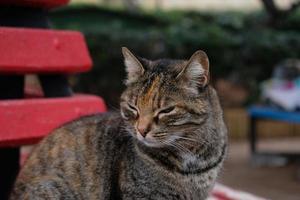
[122,47,145,85]
[176,50,209,89]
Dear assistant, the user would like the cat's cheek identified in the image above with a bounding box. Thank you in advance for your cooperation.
[120,109,127,119]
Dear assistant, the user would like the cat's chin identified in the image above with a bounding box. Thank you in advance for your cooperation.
[140,140,164,148]
[136,134,166,148]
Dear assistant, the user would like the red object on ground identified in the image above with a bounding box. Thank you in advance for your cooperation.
[0,28,92,74]
[0,95,107,147]
[0,0,69,9]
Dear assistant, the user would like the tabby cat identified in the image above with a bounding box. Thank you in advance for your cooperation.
[11,47,227,200]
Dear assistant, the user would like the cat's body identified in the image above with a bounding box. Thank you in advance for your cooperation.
[11,48,227,200]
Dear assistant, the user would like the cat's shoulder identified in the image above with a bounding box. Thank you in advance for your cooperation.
[44,112,123,140]
[63,112,120,127]
[36,112,126,151]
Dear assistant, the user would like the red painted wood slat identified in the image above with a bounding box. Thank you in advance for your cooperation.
[0,95,107,147]
[0,0,69,9]
[0,27,92,74]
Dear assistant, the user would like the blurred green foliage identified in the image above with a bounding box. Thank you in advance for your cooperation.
[50,5,300,108]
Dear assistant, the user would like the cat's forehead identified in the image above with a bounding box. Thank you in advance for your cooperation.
[124,75,180,109]
[147,59,187,74]
[122,58,190,105]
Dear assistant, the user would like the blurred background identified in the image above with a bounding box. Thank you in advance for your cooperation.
[48,0,299,199]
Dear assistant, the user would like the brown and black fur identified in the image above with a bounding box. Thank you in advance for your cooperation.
[11,48,227,200]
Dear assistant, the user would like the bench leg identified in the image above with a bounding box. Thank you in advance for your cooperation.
[249,116,257,155]
[0,7,54,200]
[0,75,24,199]
[39,75,73,97]
[0,148,20,200]
[249,116,290,167]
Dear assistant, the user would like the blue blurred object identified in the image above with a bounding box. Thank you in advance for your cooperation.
[248,106,300,124]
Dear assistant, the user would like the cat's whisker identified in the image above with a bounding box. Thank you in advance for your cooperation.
[107,106,120,114]
[165,142,184,153]
[199,137,214,146]
[175,142,193,155]
[151,135,193,155]
[153,133,167,138]
[167,140,192,155]
[174,136,199,143]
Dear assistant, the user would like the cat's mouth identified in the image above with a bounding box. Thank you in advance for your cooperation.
[135,132,174,148]
[136,133,160,147]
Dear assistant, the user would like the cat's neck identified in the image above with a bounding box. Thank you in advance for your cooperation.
[134,140,226,176]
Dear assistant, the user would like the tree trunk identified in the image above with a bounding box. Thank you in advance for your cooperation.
[260,0,300,24]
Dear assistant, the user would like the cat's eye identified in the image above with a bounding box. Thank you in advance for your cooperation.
[121,103,139,120]
[155,106,176,120]
[158,106,175,114]
[128,104,138,111]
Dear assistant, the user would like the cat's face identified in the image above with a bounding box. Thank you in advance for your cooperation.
[120,47,210,148]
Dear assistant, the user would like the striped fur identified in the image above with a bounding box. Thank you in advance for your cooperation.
[11,49,227,200]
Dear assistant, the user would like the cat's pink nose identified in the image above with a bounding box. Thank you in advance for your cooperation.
[137,124,149,137]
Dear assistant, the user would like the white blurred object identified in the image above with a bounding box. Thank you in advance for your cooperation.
[261,59,300,111]
[262,80,300,111]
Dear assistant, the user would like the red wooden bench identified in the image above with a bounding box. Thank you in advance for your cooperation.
[0,0,69,9]
[0,95,106,147]
[0,22,107,147]
[0,0,107,199]
[0,28,92,74]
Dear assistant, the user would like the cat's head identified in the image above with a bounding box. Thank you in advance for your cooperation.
[120,47,212,148]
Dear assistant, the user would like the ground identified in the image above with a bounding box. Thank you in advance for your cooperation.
[220,138,300,200]
[21,137,300,199]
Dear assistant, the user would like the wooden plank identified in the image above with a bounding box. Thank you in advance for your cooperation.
[224,108,249,139]
[0,27,92,74]
[0,0,69,9]
[0,95,106,147]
